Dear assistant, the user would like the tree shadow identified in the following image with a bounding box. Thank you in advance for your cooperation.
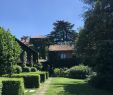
[52,79,113,95]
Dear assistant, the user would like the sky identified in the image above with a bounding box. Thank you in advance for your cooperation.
[0,0,85,39]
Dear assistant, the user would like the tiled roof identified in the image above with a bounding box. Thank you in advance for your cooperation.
[49,44,74,51]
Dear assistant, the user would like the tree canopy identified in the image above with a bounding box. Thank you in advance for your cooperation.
[48,20,78,44]
[76,0,113,89]
[0,27,21,75]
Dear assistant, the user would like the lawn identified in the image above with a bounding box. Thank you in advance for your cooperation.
[45,77,113,95]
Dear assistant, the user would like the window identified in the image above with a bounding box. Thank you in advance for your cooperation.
[60,53,66,59]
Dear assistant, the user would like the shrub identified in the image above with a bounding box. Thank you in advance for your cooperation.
[31,67,37,72]
[2,78,24,95]
[22,67,31,72]
[14,65,22,74]
[11,74,40,88]
[54,68,67,77]
[64,65,91,79]
[54,68,61,77]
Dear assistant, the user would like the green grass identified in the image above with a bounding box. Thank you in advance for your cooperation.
[45,77,113,95]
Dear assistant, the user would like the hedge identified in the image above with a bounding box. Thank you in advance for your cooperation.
[28,72,49,83]
[1,71,49,88]
[11,74,40,88]
[1,78,24,95]
[39,73,46,83]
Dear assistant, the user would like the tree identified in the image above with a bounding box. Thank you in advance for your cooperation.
[48,20,78,44]
[77,0,113,66]
[77,0,113,89]
[0,27,21,75]
[76,28,92,65]
[89,40,113,89]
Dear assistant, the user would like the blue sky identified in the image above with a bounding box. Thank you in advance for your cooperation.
[0,0,85,39]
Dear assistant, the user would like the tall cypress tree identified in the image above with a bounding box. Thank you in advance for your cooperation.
[0,27,21,75]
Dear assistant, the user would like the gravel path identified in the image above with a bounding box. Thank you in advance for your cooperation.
[33,78,52,95]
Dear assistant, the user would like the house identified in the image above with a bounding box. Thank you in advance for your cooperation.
[19,35,76,68]
[16,38,38,66]
[29,36,49,59]
[48,44,74,59]
[48,44,76,67]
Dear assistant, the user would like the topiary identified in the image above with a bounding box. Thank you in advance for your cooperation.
[14,65,22,74]
[31,67,37,72]
[22,66,31,72]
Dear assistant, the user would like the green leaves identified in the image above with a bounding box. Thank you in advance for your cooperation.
[77,0,113,89]
[0,27,21,75]
[48,20,77,44]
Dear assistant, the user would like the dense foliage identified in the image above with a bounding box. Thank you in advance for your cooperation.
[14,65,22,74]
[53,68,67,77]
[77,0,113,89]
[64,65,91,79]
[48,20,78,44]
[0,27,21,75]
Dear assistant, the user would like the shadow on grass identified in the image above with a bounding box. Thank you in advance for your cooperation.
[52,79,113,95]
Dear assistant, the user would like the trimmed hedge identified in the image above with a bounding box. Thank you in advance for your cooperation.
[28,72,48,83]
[39,73,46,83]
[1,71,49,89]
[11,74,40,88]
[1,78,24,95]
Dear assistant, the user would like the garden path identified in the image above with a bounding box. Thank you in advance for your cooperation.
[33,78,52,95]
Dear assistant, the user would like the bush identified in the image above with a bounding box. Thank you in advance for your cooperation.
[22,67,31,72]
[2,78,24,95]
[54,68,67,77]
[14,65,22,74]
[11,74,40,88]
[54,68,61,77]
[31,67,37,72]
[64,65,91,79]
